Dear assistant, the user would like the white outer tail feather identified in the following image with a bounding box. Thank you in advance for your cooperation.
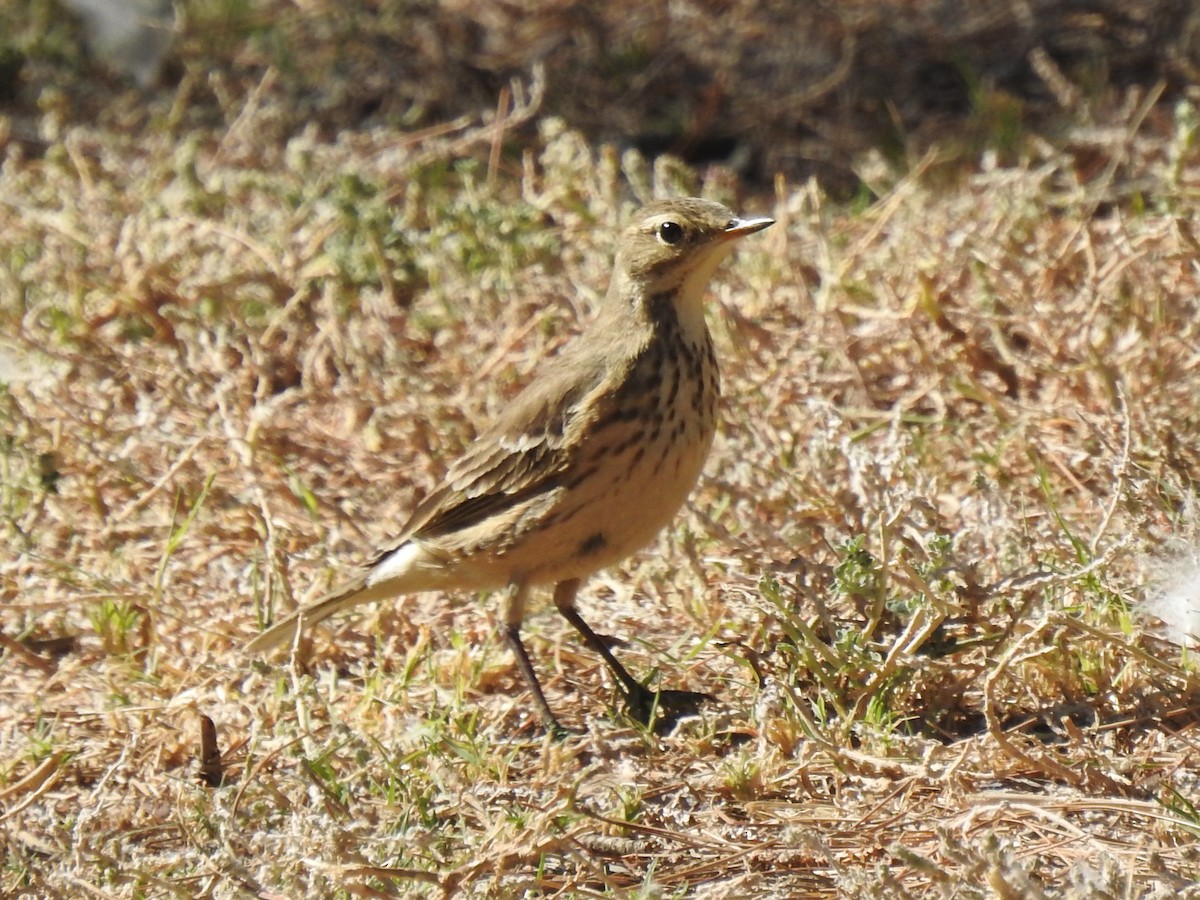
[245,542,439,654]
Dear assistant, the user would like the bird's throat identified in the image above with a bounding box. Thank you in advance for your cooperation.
[669,242,736,344]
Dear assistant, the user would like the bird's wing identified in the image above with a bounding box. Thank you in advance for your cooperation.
[367,352,611,561]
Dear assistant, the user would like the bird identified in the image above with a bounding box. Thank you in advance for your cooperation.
[246,197,774,732]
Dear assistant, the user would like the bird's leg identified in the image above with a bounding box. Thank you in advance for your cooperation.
[553,579,710,729]
[501,581,563,734]
[553,578,642,695]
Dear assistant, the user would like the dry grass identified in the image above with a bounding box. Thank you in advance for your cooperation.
[5,7,1200,900]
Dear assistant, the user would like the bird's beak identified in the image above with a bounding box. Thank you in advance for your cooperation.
[722,215,775,240]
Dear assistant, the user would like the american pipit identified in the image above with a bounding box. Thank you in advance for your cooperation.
[247,197,773,731]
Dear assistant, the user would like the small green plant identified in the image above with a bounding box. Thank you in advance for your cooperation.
[154,474,215,602]
[720,747,762,799]
[89,598,144,657]
[611,783,644,822]
[833,534,880,600]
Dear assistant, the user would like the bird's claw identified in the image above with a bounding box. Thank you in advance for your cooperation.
[622,683,712,733]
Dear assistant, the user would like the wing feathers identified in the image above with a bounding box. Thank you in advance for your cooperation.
[366,350,613,564]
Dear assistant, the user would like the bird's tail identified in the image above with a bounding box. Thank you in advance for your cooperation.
[244,574,405,655]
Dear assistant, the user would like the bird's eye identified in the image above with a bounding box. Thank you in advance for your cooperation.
[657,221,684,245]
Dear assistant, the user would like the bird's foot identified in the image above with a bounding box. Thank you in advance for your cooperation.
[545,719,584,740]
[622,683,713,733]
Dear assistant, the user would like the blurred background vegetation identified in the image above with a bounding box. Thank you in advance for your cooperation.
[4,0,1199,194]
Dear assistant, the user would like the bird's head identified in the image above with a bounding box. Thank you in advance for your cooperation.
[610,198,774,322]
